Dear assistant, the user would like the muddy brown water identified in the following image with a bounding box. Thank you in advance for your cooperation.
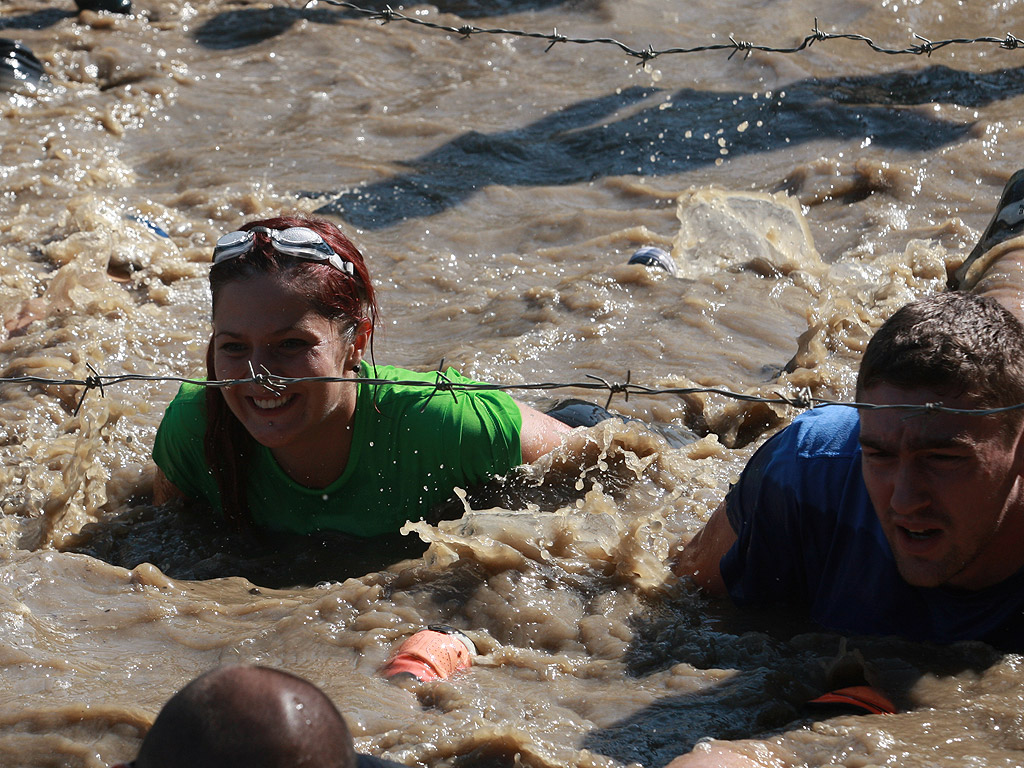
[2,0,1024,765]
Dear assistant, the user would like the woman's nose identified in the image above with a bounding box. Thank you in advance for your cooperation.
[248,347,277,376]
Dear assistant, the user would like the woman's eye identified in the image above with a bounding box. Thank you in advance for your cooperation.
[219,342,247,354]
[280,338,309,350]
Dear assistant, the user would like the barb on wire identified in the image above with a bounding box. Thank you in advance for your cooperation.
[586,371,631,410]
[248,361,286,394]
[73,363,106,417]
[5,362,1024,419]
[421,358,458,412]
[775,386,814,410]
[301,0,1022,64]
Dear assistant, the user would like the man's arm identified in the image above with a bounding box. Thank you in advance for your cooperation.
[672,499,737,597]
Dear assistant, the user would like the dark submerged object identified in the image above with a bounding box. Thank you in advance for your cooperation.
[628,246,678,276]
[547,398,697,449]
[0,39,45,90]
[75,0,132,13]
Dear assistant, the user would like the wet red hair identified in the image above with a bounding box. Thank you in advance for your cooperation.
[203,215,379,528]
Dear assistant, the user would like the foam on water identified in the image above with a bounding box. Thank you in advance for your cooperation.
[1,0,1021,765]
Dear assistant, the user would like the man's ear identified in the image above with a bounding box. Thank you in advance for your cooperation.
[1011,419,1024,477]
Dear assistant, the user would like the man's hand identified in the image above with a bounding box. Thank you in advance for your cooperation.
[671,500,737,597]
[667,739,789,768]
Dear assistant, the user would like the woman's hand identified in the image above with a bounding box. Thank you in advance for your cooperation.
[153,468,186,505]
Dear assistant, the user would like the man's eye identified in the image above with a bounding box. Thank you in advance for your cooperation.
[862,449,893,462]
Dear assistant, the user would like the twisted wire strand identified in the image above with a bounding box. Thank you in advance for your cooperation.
[2,368,1021,418]
[302,1,1023,63]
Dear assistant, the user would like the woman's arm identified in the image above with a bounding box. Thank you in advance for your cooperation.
[515,401,574,463]
[153,467,186,505]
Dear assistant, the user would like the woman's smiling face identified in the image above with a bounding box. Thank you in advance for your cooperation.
[212,272,366,468]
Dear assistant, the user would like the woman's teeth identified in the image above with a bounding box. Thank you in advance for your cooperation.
[253,394,294,410]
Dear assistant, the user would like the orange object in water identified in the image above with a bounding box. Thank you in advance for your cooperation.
[381,625,476,682]
[808,685,898,715]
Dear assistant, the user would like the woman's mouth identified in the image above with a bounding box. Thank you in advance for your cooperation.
[251,393,295,410]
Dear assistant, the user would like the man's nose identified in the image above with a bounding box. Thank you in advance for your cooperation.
[889,462,929,515]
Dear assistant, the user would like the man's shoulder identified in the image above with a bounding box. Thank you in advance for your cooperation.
[732,405,868,525]
[785,405,861,460]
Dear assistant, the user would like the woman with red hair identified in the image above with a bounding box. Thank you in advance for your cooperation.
[152,216,570,535]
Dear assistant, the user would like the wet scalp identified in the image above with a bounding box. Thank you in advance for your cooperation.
[857,292,1024,412]
[134,665,357,768]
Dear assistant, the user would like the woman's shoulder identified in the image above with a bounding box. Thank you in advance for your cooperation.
[160,381,208,434]
[360,362,517,425]
[362,363,487,405]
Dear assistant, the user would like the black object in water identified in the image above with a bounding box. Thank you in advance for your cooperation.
[75,0,132,13]
[0,39,45,90]
[547,398,697,449]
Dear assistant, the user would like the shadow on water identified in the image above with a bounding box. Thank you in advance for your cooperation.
[579,585,1004,767]
[306,64,1024,229]
[194,0,578,50]
[63,501,429,588]
[194,6,344,50]
[0,9,75,31]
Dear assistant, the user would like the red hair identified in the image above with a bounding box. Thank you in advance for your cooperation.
[203,216,378,527]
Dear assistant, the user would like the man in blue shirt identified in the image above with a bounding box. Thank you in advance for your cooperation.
[668,169,1024,767]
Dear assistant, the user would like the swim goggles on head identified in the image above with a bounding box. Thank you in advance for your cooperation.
[212,226,355,275]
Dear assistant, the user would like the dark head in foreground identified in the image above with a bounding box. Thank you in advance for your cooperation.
[132,665,357,768]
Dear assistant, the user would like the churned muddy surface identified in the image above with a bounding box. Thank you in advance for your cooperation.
[2,0,1024,765]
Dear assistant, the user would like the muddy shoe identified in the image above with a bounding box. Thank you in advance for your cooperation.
[950,169,1024,290]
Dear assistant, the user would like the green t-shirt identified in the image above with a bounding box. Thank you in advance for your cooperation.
[152,362,523,536]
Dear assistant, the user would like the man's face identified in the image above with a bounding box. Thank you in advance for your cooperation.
[859,383,1024,590]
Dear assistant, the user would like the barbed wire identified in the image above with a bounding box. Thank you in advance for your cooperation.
[302,0,1023,63]
[2,364,1021,419]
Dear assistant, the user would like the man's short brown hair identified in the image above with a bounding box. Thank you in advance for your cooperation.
[857,291,1024,413]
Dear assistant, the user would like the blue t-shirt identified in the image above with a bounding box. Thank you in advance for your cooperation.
[720,405,1024,650]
